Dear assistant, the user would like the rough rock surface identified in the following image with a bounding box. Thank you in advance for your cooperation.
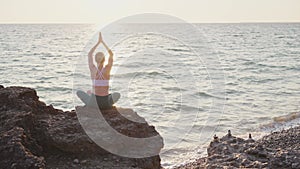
[0,86,163,169]
[174,128,300,169]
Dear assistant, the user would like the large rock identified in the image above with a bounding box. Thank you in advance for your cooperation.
[0,86,163,169]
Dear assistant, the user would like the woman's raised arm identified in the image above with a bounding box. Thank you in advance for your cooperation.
[88,32,102,69]
[102,38,113,67]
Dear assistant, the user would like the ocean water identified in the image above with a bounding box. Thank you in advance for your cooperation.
[1,23,300,168]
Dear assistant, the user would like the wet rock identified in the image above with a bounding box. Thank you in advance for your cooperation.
[0,86,163,169]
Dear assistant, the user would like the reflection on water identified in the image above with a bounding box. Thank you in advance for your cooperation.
[0,23,300,168]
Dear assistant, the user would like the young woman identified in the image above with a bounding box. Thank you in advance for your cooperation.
[77,32,120,109]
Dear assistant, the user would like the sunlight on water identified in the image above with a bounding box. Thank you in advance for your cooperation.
[0,23,300,168]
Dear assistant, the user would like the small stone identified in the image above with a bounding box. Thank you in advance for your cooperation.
[11,163,17,169]
[292,163,299,169]
[73,158,79,164]
[247,133,255,142]
[81,160,87,164]
[213,134,219,142]
[228,130,232,137]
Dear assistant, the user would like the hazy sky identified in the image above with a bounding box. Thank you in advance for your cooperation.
[0,0,299,23]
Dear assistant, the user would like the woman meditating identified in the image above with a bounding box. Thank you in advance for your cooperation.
[77,32,120,109]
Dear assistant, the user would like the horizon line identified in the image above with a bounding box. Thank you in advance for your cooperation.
[0,21,299,24]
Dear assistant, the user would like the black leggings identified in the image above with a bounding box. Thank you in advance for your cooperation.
[76,90,120,110]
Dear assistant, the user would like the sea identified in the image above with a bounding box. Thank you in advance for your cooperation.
[0,23,299,168]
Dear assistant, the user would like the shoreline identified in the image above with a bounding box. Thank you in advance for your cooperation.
[173,124,300,169]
